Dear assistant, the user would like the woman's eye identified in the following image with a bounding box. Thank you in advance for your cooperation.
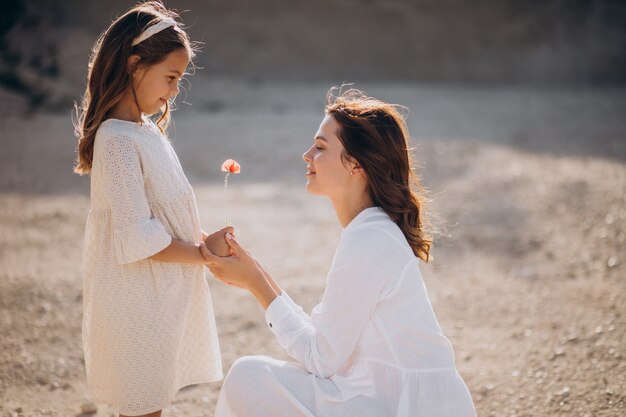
[315,146,323,150]
[168,76,177,81]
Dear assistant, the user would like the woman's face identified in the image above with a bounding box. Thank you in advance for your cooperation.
[302,115,354,198]
[132,48,189,116]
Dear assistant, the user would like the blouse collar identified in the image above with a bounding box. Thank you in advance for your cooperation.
[103,115,155,130]
[342,206,388,234]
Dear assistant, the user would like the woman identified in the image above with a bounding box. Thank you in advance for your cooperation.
[200,89,477,417]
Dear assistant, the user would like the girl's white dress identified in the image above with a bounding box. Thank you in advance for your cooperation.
[82,118,222,415]
[215,207,476,417]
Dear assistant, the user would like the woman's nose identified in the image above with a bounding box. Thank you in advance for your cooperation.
[302,147,312,162]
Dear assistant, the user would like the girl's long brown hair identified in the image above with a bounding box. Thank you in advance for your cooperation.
[73,1,195,175]
[326,88,432,262]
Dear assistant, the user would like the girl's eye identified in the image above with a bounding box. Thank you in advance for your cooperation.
[315,146,324,150]
[168,76,177,81]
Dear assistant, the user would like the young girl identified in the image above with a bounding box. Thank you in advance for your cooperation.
[74,3,230,416]
[200,89,477,416]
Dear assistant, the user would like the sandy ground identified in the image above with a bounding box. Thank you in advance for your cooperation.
[0,80,625,416]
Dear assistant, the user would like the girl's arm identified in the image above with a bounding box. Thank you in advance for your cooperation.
[150,238,206,265]
[151,225,235,264]
[97,134,232,265]
[204,226,235,257]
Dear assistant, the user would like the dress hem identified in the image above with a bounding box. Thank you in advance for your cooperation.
[89,372,224,416]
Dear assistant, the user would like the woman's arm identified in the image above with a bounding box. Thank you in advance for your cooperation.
[202,229,406,378]
[254,260,282,296]
[248,271,280,310]
[269,232,405,378]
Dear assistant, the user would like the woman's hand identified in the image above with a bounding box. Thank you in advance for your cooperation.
[200,233,262,289]
[203,226,235,257]
[199,233,278,309]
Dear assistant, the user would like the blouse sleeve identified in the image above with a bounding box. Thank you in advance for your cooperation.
[265,228,408,378]
[280,291,312,324]
[98,133,172,265]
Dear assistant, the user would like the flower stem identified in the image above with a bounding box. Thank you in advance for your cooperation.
[223,172,230,226]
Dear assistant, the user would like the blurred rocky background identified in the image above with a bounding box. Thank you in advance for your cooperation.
[1,0,625,112]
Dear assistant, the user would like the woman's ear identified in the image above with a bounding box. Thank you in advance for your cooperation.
[126,54,141,75]
[352,162,365,177]
[344,155,361,176]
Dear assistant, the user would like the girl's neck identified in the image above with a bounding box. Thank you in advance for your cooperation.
[331,192,375,229]
[109,96,142,123]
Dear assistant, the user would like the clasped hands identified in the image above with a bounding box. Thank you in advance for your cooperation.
[201,227,265,290]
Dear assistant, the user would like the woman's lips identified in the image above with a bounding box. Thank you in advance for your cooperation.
[306,170,316,176]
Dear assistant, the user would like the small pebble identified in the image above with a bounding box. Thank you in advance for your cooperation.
[607,256,618,268]
[479,383,496,395]
[556,386,570,398]
[551,346,566,360]
[80,402,97,415]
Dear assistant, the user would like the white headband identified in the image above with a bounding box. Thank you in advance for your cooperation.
[132,18,177,47]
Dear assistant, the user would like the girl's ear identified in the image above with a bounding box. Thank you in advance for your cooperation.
[126,54,141,75]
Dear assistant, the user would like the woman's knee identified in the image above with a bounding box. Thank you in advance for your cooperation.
[225,355,274,387]
[218,356,278,414]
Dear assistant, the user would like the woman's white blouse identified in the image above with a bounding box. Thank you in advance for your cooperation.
[265,207,476,416]
[82,118,222,415]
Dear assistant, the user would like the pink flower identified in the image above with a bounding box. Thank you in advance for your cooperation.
[221,159,241,225]
[221,159,241,174]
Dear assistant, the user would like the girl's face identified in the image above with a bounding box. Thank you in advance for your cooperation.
[132,48,189,116]
[302,115,354,198]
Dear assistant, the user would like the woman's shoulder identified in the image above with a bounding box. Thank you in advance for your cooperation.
[344,207,405,241]
[340,209,415,261]
[333,214,416,285]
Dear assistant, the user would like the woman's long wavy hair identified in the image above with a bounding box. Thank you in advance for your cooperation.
[73,1,196,175]
[326,88,432,262]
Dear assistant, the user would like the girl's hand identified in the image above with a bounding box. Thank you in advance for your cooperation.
[199,234,265,290]
[203,226,235,257]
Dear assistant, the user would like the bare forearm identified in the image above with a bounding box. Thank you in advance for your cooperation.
[150,238,204,265]
[249,270,279,310]
[256,263,282,295]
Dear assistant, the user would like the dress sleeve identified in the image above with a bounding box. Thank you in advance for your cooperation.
[98,133,172,265]
[265,229,408,378]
